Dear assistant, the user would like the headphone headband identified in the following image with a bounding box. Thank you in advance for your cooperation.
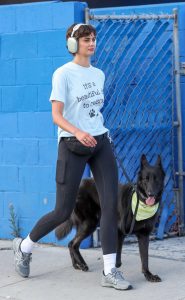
[71,23,87,37]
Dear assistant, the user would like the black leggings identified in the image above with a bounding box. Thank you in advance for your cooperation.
[30,133,118,254]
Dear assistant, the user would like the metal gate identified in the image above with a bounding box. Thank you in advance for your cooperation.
[85,8,184,239]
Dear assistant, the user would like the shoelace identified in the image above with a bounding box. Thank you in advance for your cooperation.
[110,269,125,283]
[21,253,32,266]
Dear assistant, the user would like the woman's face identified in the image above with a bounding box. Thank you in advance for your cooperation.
[77,33,96,57]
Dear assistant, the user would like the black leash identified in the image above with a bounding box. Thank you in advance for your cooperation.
[110,138,140,236]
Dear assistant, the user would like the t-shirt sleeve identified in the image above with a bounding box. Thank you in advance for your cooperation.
[100,70,105,86]
[49,69,67,103]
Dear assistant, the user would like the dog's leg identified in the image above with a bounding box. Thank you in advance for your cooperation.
[68,221,97,272]
[137,233,161,282]
[116,230,124,268]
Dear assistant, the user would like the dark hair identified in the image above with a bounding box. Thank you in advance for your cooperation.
[66,23,96,40]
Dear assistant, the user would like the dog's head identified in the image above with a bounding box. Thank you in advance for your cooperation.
[137,154,165,206]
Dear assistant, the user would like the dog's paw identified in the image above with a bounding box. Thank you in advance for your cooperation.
[73,262,89,272]
[144,271,162,282]
[150,274,162,282]
[81,264,89,272]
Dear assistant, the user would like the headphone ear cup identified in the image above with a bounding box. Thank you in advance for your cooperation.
[67,37,78,54]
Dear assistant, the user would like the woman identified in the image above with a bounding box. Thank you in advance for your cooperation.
[13,23,131,290]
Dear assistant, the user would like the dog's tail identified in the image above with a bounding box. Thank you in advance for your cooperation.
[55,218,73,240]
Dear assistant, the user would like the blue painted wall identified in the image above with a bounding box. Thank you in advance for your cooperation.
[0,1,91,247]
[0,1,184,244]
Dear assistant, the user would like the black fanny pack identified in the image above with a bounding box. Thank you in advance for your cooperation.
[62,137,96,156]
[61,133,108,156]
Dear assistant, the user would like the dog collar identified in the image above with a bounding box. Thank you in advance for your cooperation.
[132,192,159,221]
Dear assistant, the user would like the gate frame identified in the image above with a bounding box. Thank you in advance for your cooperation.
[85,7,185,236]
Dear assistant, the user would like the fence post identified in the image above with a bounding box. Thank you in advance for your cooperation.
[85,7,90,24]
[173,8,184,236]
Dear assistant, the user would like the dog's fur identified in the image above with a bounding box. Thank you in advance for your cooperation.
[55,154,165,282]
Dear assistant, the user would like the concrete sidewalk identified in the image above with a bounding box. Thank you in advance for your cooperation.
[0,237,185,300]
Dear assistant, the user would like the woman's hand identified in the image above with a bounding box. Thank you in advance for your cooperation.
[74,129,97,147]
[51,102,97,147]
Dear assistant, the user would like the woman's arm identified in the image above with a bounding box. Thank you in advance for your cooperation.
[52,100,97,147]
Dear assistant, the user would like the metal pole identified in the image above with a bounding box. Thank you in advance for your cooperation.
[89,13,174,21]
[173,8,185,235]
[85,7,90,24]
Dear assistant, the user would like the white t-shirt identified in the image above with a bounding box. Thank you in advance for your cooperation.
[49,62,108,140]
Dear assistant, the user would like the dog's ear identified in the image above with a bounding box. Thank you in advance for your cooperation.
[141,154,149,167]
[156,155,165,175]
[156,155,162,167]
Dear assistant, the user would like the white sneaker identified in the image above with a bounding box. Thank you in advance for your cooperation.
[13,238,32,278]
[101,267,132,290]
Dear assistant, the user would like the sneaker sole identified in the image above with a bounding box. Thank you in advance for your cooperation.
[12,238,22,253]
[15,265,29,278]
[101,282,133,290]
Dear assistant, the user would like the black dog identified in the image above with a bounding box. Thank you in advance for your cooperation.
[55,154,165,282]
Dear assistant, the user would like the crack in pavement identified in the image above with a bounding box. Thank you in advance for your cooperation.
[0,296,20,300]
[125,252,185,262]
[0,248,12,251]
[0,279,26,290]
[0,265,70,289]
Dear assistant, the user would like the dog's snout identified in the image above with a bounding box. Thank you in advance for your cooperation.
[148,192,155,197]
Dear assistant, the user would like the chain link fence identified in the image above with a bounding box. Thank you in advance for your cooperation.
[89,12,178,239]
